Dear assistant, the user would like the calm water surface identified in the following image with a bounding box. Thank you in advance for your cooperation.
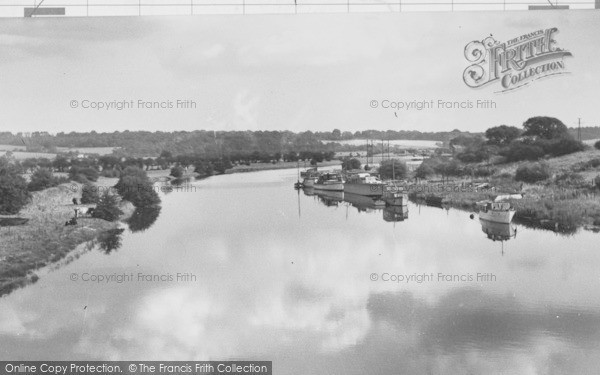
[1,168,600,374]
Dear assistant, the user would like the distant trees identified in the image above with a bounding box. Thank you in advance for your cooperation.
[451,135,491,163]
[92,191,123,222]
[515,162,551,183]
[494,117,584,163]
[378,159,407,180]
[485,125,521,146]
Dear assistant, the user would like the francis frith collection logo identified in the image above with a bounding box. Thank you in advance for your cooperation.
[463,28,572,92]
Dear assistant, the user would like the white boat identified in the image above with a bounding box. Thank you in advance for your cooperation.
[477,201,515,224]
[314,173,344,191]
[344,172,385,196]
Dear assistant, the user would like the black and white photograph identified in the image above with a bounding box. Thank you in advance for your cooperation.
[1,4,600,375]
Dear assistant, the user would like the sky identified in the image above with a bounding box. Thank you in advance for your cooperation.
[0,10,599,134]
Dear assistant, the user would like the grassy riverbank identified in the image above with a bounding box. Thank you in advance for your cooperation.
[0,182,134,297]
[410,149,600,233]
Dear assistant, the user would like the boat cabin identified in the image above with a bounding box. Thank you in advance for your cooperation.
[477,201,512,212]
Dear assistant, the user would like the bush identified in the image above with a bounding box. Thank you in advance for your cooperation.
[80,182,100,204]
[543,137,585,157]
[0,172,30,214]
[595,175,600,190]
[501,141,545,162]
[101,169,121,178]
[595,140,600,150]
[69,166,99,182]
[27,168,59,192]
[92,191,123,222]
[515,162,551,183]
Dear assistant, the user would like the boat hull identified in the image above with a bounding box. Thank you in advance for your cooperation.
[344,183,384,197]
[479,209,515,224]
[314,182,344,191]
[303,178,316,187]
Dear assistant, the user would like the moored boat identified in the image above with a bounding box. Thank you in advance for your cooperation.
[302,168,321,188]
[314,172,344,191]
[477,201,515,224]
[344,172,385,196]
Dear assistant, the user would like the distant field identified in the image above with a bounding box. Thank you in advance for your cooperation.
[0,151,57,160]
[323,139,442,148]
[55,147,118,155]
[0,144,26,151]
[584,139,600,146]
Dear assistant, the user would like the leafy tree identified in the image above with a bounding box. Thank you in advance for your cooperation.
[28,168,58,191]
[378,159,407,180]
[414,163,434,179]
[81,182,100,204]
[595,140,600,150]
[342,158,361,170]
[485,125,521,146]
[92,191,123,222]
[114,166,160,208]
[127,205,161,233]
[522,117,569,140]
[52,156,70,172]
[170,166,184,179]
[0,171,30,214]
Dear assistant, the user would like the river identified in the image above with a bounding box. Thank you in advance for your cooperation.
[1,168,599,374]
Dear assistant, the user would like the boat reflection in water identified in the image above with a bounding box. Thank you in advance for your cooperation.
[303,187,316,196]
[314,190,344,207]
[480,218,518,255]
[480,219,517,242]
[343,192,385,212]
[383,205,409,222]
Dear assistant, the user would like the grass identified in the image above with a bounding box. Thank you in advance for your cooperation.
[0,182,134,297]
[408,149,600,234]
